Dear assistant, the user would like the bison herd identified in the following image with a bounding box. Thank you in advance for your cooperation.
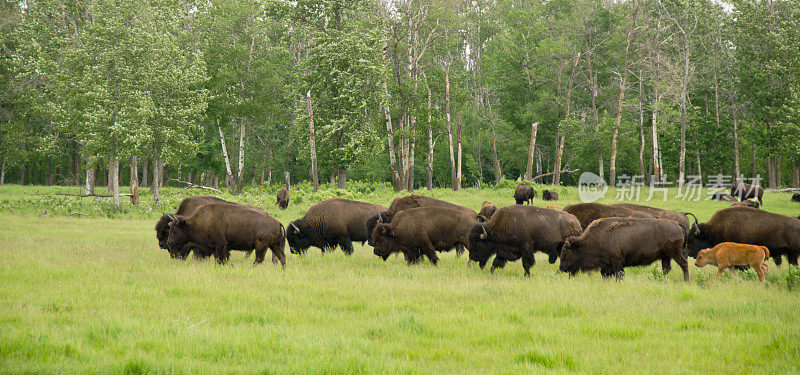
[155,183,800,282]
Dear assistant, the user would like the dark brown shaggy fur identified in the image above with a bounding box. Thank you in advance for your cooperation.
[276,187,289,210]
[514,183,536,205]
[287,198,387,255]
[731,182,764,205]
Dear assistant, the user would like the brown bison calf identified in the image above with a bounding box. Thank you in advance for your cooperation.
[559,217,689,281]
[695,242,770,282]
[371,207,478,265]
[514,183,536,205]
[276,187,289,210]
[166,203,286,267]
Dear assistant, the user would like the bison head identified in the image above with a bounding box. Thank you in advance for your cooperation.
[365,212,388,245]
[558,237,581,275]
[694,249,714,267]
[155,213,172,249]
[286,220,310,255]
[685,223,712,258]
[166,215,192,259]
[467,224,495,268]
[370,224,395,260]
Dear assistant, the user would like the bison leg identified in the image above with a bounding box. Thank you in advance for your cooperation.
[521,251,535,277]
[455,243,465,257]
[271,245,286,269]
[490,257,507,273]
[213,243,230,265]
[672,253,689,282]
[422,242,439,265]
[788,252,799,266]
[254,242,267,265]
[661,257,672,275]
[754,261,766,282]
[339,237,354,255]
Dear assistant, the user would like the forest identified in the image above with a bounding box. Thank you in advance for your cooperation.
[1,0,799,205]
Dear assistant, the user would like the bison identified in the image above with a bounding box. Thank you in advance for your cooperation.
[467,206,581,276]
[276,187,289,210]
[371,207,479,265]
[287,198,386,255]
[791,193,800,203]
[514,183,536,205]
[564,202,656,230]
[155,196,263,259]
[165,203,286,267]
[478,201,497,222]
[687,205,800,266]
[542,189,559,201]
[695,242,770,282]
[731,182,763,205]
[365,194,476,245]
[711,192,736,202]
[731,200,760,209]
[559,217,689,281]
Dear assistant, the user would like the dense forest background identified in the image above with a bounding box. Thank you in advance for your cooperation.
[1,0,799,202]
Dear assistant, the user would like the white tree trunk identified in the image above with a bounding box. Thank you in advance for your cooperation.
[218,123,233,188]
[456,113,463,191]
[525,122,538,180]
[307,90,319,192]
[236,118,246,193]
[381,43,401,190]
[109,156,119,208]
[443,64,456,190]
[85,163,95,195]
[553,133,566,186]
[153,156,163,202]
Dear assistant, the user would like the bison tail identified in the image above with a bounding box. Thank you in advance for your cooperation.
[761,246,770,259]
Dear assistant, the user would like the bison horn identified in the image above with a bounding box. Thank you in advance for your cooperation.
[377,213,385,223]
[167,214,178,222]
[479,226,488,240]
[289,222,299,233]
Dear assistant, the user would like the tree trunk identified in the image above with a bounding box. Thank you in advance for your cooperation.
[525,122,539,180]
[307,90,319,192]
[792,161,799,188]
[130,156,138,204]
[141,158,148,188]
[751,119,757,179]
[776,156,782,188]
[218,123,233,188]
[696,151,702,186]
[109,156,120,208]
[443,64,456,190]
[236,118,246,194]
[153,156,163,202]
[730,85,740,180]
[489,102,502,185]
[85,163,95,195]
[284,171,291,190]
[553,133,566,186]
[337,168,346,189]
[536,149,542,177]
[456,112,463,191]
[0,157,5,185]
[425,73,434,190]
[610,32,632,186]
[678,33,689,189]
[767,158,775,188]
[638,70,646,178]
[382,44,401,190]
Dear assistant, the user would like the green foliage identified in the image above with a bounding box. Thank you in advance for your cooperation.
[787,266,800,291]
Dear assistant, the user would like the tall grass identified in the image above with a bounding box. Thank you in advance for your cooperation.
[1,185,799,372]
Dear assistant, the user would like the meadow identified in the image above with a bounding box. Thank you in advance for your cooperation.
[1,183,799,373]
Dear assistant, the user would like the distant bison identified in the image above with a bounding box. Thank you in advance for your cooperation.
[276,187,289,210]
[792,193,800,203]
[155,196,262,259]
[687,205,800,266]
[478,201,497,222]
[467,206,581,276]
[166,203,285,267]
[695,242,770,282]
[711,192,736,202]
[559,217,688,281]
[514,183,536,205]
[542,189,559,201]
[731,200,760,209]
[731,182,763,205]
[365,194,476,247]
[564,202,655,230]
[287,198,386,255]
[371,207,479,265]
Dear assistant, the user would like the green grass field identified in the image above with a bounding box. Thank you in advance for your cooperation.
[1,184,799,373]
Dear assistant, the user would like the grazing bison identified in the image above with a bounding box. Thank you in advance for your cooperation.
[731,182,763,205]
[276,187,289,210]
[478,201,497,222]
[165,203,286,267]
[687,205,800,266]
[542,189,559,201]
[371,207,479,265]
[287,198,386,255]
[792,193,800,203]
[365,194,476,243]
[711,192,736,202]
[514,183,536,205]
[467,206,581,276]
[559,217,689,281]
[731,200,760,209]
[155,196,263,259]
[695,242,770,282]
[564,202,656,230]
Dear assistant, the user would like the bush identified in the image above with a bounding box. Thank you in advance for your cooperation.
[786,266,800,291]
